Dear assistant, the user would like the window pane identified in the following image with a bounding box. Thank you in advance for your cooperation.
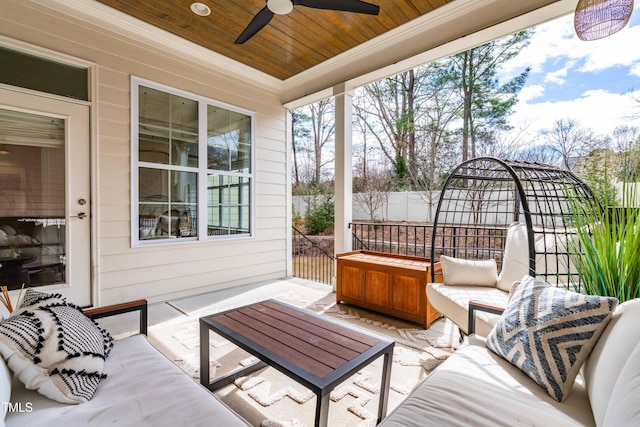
[170,95,198,167]
[138,168,197,240]
[207,106,251,173]
[0,109,66,289]
[139,87,198,167]
[207,175,250,236]
[230,110,252,173]
[0,47,88,101]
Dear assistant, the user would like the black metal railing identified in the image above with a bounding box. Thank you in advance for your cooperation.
[292,226,334,286]
[349,222,509,263]
[349,222,432,257]
[431,224,509,264]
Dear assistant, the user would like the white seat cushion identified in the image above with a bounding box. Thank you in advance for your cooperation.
[426,283,508,336]
[5,335,249,426]
[379,335,595,427]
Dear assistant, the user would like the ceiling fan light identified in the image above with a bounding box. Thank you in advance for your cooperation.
[574,0,633,41]
[190,2,211,17]
[267,0,294,15]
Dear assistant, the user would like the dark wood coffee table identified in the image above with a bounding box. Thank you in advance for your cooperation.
[200,299,394,427]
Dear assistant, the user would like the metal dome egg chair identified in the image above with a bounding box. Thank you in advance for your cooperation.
[430,157,595,286]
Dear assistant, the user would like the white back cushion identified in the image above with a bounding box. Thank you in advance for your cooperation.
[602,341,640,427]
[440,256,498,287]
[583,298,640,426]
[497,222,530,292]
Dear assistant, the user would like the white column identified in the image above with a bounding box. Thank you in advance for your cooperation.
[334,84,353,259]
[285,109,293,278]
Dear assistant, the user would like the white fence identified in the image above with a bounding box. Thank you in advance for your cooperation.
[293,191,440,223]
[293,184,640,224]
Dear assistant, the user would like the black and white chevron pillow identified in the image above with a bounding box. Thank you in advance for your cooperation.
[0,289,113,404]
[486,276,618,401]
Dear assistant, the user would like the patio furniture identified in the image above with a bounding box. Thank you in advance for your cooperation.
[336,250,443,328]
[2,299,250,427]
[427,157,595,335]
[427,221,527,336]
[200,299,394,427]
[380,284,640,427]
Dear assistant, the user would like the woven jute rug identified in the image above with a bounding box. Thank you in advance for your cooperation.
[147,279,459,427]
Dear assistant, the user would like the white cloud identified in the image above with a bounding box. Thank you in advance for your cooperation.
[502,13,640,79]
[501,15,576,77]
[519,85,545,103]
[510,89,640,139]
[544,66,570,85]
[503,11,640,143]
[575,24,640,73]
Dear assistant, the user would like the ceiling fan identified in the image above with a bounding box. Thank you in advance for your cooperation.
[235,0,380,44]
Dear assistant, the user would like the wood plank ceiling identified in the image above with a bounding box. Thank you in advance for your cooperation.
[96,0,454,81]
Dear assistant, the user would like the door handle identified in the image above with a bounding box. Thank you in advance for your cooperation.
[72,212,88,219]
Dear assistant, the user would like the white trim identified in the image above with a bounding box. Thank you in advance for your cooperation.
[130,80,140,248]
[284,0,576,108]
[284,0,490,90]
[32,0,574,108]
[130,76,256,247]
[348,0,576,91]
[0,37,100,306]
[34,0,283,96]
[0,34,96,69]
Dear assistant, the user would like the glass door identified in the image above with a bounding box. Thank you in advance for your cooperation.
[0,87,90,307]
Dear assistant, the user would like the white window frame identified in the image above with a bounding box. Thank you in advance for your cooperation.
[130,76,256,247]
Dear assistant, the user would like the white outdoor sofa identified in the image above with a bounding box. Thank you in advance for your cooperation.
[1,300,250,427]
[380,291,640,427]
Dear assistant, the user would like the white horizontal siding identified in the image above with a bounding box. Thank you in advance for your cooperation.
[2,0,289,305]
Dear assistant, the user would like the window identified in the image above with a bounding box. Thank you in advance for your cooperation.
[132,78,254,245]
[0,46,88,101]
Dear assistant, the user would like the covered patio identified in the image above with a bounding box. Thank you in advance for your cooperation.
[4,1,637,426]
[1,0,577,307]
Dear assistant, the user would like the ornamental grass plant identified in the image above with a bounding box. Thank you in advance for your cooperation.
[569,181,640,302]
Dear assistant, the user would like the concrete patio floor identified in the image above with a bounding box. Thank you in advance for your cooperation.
[95,277,334,339]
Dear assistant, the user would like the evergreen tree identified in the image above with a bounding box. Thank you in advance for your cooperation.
[446,30,533,162]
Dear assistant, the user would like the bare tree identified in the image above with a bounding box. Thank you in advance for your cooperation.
[542,118,603,169]
[309,98,335,184]
[476,124,532,159]
[612,125,640,181]
[353,167,394,221]
[516,144,561,165]
[291,109,310,188]
[357,69,428,187]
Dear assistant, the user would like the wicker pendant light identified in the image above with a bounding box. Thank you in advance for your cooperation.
[574,0,634,41]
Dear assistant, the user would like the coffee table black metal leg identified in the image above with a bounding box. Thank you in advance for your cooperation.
[377,348,393,423]
[315,391,330,427]
[200,322,268,391]
[200,322,210,387]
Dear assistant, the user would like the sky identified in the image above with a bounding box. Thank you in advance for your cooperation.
[501,9,640,142]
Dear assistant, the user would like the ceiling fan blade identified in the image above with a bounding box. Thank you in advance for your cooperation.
[293,0,379,15]
[235,6,275,44]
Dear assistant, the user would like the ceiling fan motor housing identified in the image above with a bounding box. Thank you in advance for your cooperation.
[268,0,294,15]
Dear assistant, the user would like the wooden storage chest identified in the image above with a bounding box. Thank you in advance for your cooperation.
[336,250,442,328]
